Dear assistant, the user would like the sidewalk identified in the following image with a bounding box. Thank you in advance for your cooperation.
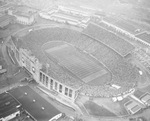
[29,84,79,117]
[36,85,80,112]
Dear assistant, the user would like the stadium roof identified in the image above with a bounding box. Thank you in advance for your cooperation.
[83,23,135,56]
[58,5,95,15]
[0,92,21,119]
[14,11,34,18]
[51,11,84,22]
[15,5,37,13]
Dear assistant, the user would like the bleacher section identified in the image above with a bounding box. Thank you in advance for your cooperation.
[103,16,144,35]
[83,23,135,57]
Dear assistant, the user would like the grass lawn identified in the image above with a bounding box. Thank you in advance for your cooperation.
[84,101,116,117]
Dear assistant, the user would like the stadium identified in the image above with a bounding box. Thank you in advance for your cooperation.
[7,13,150,117]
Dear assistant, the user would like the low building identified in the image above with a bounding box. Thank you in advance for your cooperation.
[124,100,142,115]
[0,92,21,121]
[9,86,63,121]
[7,5,36,25]
[140,93,150,106]
[13,11,35,25]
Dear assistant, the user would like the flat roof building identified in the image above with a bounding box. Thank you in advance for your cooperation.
[9,86,63,121]
[125,101,141,114]
[0,92,21,121]
[140,93,150,106]
[7,5,36,25]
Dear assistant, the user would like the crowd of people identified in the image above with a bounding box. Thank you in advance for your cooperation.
[92,15,142,35]
[91,17,142,48]
[13,26,139,97]
[83,23,134,57]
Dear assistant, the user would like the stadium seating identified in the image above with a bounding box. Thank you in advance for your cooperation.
[17,27,138,97]
[83,23,134,57]
[92,21,139,48]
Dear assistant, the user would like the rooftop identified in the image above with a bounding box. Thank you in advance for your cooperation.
[12,26,140,96]
[58,5,95,15]
[8,86,61,121]
[0,92,21,119]
[15,5,37,13]
[13,11,34,18]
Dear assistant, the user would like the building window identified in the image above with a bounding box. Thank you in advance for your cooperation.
[46,76,48,87]
[65,87,68,96]
[59,84,62,93]
[50,79,53,89]
[69,89,73,98]
[43,74,45,84]
[40,72,42,82]
[55,82,58,91]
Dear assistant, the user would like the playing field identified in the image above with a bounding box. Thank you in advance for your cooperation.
[42,41,110,85]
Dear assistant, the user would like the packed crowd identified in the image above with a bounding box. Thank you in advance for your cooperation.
[91,17,143,48]
[103,16,142,35]
[83,23,134,57]
[13,26,139,97]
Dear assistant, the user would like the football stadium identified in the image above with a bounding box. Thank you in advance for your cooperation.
[7,7,150,117]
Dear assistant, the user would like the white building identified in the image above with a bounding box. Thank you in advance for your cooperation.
[7,5,36,25]
[13,11,35,25]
